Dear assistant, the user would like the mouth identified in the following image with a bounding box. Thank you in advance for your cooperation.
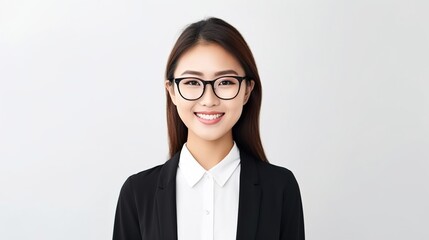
[195,112,225,120]
[194,112,225,125]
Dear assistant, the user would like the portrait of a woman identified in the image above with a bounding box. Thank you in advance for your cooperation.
[113,17,305,240]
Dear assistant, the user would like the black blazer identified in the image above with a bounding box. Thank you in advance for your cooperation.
[113,150,304,240]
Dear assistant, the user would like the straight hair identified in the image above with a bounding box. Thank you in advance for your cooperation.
[165,17,267,162]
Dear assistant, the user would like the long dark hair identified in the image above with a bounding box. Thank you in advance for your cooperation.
[165,17,267,162]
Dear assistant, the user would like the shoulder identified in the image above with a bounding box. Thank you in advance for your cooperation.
[240,150,300,190]
[256,161,299,188]
[118,164,165,199]
[119,153,180,197]
[125,164,164,187]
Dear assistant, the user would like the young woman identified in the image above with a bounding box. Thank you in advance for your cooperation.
[113,17,305,240]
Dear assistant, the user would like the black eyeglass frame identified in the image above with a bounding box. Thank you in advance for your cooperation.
[168,75,249,101]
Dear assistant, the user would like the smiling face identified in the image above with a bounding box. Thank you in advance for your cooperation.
[166,42,254,144]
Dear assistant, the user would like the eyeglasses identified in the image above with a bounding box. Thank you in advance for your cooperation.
[168,76,248,101]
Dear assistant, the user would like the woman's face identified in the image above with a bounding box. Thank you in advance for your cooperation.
[166,43,254,143]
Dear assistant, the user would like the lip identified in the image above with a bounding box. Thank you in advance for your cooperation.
[194,111,225,125]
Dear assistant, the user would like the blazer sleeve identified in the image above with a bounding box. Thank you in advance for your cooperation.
[113,176,142,240]
[281,172,305,240]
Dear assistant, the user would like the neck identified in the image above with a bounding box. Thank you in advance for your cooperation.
[186,132,234,170]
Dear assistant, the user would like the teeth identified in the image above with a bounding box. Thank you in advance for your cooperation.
[196,113,223,120]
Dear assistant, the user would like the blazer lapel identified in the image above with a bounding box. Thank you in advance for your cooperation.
[156,152,180,240]
[236,151,261,240]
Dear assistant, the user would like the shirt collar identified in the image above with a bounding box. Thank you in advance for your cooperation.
[178,142,241,188]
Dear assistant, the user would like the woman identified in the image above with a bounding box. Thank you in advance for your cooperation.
[113,17,305,240]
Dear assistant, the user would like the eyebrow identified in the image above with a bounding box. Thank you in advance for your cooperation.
[179,69,239,77]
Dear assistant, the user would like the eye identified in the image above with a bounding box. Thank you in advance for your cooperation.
[182,79,201,86]
[218,77,238,86]
[219,80,234,85]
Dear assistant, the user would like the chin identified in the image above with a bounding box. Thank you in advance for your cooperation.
[189,129,232,143]
[196,134,226,142]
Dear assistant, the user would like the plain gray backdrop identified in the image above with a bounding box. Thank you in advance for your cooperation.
[1,0,428,239]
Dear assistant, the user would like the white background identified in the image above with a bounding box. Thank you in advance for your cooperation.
[1,0,428,239]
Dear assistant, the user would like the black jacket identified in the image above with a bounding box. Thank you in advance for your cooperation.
[113,150,305,240]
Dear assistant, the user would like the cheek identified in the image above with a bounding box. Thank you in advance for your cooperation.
[227,102,245,121]
[175,100,194,121]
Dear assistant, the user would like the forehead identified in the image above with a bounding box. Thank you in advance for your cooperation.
[174,43,244,77]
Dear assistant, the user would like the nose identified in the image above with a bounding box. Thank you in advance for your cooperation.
[199,84,220,106]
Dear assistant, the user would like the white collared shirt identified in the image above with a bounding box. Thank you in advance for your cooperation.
[176,142,241,240]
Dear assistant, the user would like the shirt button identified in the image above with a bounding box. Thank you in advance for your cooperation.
[205,210,210,215]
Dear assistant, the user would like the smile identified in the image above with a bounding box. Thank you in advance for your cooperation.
[195,113,224,120]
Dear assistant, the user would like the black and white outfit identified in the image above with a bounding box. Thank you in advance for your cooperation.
[113,142,305,240]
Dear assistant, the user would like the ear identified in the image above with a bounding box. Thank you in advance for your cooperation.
[243,80,255,105]
[165,80,177,105]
